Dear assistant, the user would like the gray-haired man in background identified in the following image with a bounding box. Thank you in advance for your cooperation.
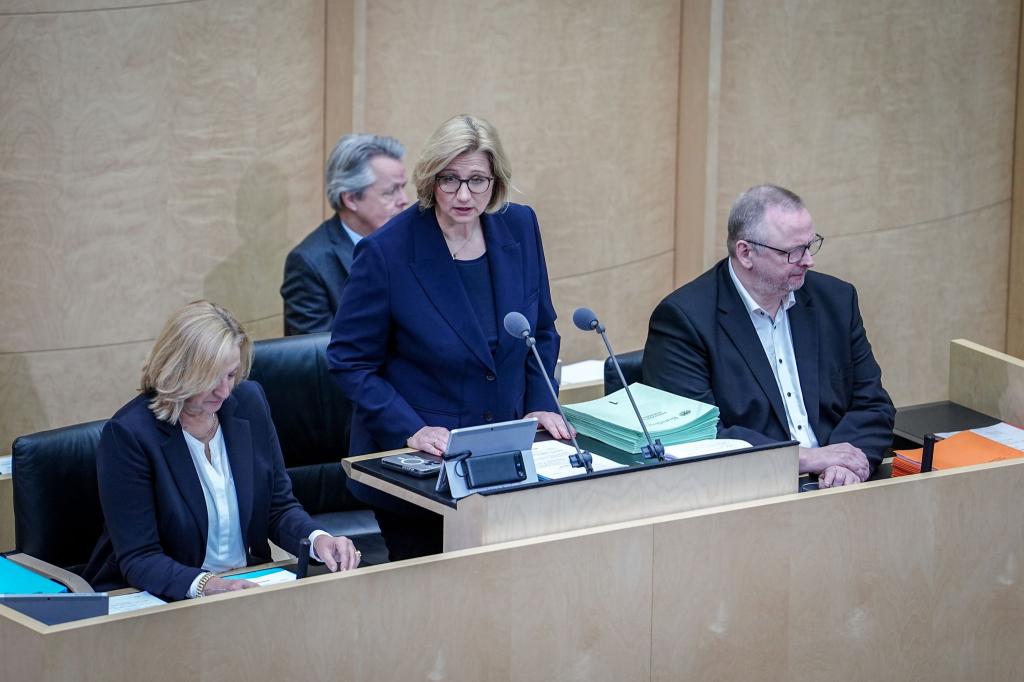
[281,134,408,336]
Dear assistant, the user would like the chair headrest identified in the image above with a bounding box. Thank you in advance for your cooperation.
[249,333,352,467]
[603,349,645,395]
[12,420,107,569]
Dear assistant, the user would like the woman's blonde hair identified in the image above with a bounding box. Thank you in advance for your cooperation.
[141,300,252,423]
[412,114,512,212]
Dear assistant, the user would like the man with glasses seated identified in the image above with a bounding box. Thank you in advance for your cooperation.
[643,184,894,487]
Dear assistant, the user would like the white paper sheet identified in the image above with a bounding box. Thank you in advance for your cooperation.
[663,438,753,461]
[531,440,627,480]
[108,591,166,615]
[935,422,1024,450]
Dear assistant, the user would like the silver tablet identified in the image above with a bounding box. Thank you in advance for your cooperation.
[444,417,538,458]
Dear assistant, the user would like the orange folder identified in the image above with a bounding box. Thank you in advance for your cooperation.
[892,430,1024,476]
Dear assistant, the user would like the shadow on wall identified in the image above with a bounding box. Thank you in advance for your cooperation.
[0,353,45,452]
[204,161,292,338]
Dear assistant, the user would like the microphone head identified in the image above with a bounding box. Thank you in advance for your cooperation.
[572,307,600,332]
[503,311,532,339]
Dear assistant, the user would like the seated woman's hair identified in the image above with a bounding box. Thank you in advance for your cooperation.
[141,300,253,423]
[412,114,512,213]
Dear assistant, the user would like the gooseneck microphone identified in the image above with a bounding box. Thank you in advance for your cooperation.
[572,307,665,461]
[503,312,593,473]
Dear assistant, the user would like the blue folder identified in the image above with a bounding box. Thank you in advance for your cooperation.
[0,556,68,594]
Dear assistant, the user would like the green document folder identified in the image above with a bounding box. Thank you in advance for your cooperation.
[562,383,720,453]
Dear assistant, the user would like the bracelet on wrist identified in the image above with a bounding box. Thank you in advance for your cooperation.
[195,571,215,598]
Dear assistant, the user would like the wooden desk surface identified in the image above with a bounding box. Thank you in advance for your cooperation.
[3,456,1022,681]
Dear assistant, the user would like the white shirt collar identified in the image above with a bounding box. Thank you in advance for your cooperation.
[339,219,363,246]
[727,258,796,318]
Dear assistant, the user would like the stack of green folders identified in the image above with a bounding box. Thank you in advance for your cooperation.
[562,383,719,453]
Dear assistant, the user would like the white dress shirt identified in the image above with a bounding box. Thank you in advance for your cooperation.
[728,260,819,448]
[181,427,330,598]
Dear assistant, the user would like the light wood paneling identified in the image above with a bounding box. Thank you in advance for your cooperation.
[817,203,1010,407]
[695,0,1020,405]
[676,0,718,286]
[651,459,1024,681]
[0,1,325,446]
[338,0,681,364]
[551,251,675,363]
[1010,0,1024,359]
[445,443,797,551]
[949,338,1024,424]
[2,525,655,681]
[5,453,1024,680]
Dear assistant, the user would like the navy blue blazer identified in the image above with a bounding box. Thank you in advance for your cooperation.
[281,215,355,336]
[327,202,560,455]
[83,381,319,601]
[642,259,894,468]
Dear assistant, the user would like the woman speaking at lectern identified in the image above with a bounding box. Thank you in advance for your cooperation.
[84,301,360,600]
[328,114,571,558]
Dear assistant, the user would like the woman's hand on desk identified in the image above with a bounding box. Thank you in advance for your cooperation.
[202,576,258,596]
[313,534,362,571]
[408,426,451,456]
[527,411,576,441]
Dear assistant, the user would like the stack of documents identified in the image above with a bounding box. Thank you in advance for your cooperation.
[562,383,719,453]
[892,427,1024,476]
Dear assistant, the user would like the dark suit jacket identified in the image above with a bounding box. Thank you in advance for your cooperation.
[642,259,894,469]
[327,203,560,455]
[281,215,355,336]
[83,381,319,601]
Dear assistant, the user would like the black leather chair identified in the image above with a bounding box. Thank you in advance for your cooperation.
[249,332,386,564]
[603,349,644,395]
[10,420,106,588]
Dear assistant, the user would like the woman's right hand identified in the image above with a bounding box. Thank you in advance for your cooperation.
[201,575,258,597]
[407,426,451,456]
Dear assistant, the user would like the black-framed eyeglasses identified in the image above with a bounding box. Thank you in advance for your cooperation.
[435,174,493,194]
[744,234,824,263]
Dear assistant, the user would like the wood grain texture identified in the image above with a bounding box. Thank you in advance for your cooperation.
[0,1,325,447]
[2,525,654,681]
[5,451,1023,680]
[1010,0,1024,359]
[948,338,1024,424]
[651,458,1024,681]
[347,0,681,365]
[701,0,1020,406]
[816,203,1010,407]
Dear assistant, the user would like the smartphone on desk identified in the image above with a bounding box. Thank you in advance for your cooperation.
[381,453,443,478]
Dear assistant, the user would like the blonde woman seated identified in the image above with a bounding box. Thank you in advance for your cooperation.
[83,301,359,601]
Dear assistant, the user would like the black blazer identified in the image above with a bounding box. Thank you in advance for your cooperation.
[643,259,895,468]
[328,203,560,455]
[281,215,355,336]
[83,381,319,600]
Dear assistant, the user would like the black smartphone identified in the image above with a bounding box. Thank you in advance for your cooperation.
[381,454,443,478]
[462,450,527,488]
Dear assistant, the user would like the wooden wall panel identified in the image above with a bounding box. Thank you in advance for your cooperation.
[1010,0,1024,359]
[0,1,325,447]
[703,0,1019,405]
[332,0,681,363]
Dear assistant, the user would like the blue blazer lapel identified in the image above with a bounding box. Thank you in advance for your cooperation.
[158,421,208,548]
[485,211,524,365]
[789,289,820,436]
[408,209,496,372]
[716,265,789,432]
[219,395,254,543]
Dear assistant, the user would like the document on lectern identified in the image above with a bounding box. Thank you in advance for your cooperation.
[531,440,627,480]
